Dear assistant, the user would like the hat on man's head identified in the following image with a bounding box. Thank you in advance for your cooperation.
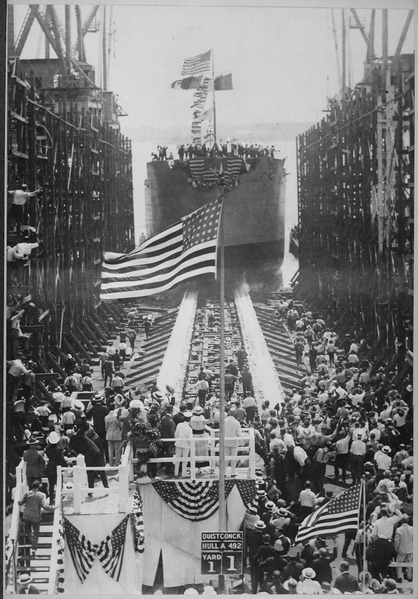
[382,445,391,454]
[65,429,75,436]
[265,501,275,511]
[247,506,257,514]
[184,411,193,419]
[73,400,84,411]
[193,405,203,415]
[31,480,41,488]
[384,579,397,591]
[283,578,297,590]
[255,520,266,530]
[47,431,60,445]
[27,438,39,445]
[17,573,32,585]
[302,567,316,579]
[152,391,164,401]
[278,507,288,516]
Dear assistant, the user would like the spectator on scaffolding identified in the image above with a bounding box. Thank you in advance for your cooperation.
[119,339,127,361]
[99,349,109,379]
[105,403,124,466]
[9,309,31,359]
[103,358,115,388]
[64,354,77,375]
[17,572,41,594]
[7,353,32,405]
[8,183,42,235]
[112,371,124,396]
[143,317,152,339]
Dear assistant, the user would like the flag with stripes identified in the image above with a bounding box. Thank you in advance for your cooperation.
[100,198,222,300]
[171,75,203,89]
[181,50,211,76]
[153,480,237,521]
[63,517,97,583]
[131,488,145,553]
[97,515,129,581]
[295,483,362,545]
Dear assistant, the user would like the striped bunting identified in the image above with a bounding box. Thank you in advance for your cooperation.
[57,515,66,593]
[97,515,129,581]
[153,480,237,521]
[181,50,212,77]
[188,157,245,188]
[100,198,222,300]
[295,483,362,544]
[63,517,97,583]
[131,488,145,553]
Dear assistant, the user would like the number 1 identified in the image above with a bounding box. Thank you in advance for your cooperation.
[226,556,236,571]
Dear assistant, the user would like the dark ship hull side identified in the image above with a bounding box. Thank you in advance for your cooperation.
[145,156,286,269]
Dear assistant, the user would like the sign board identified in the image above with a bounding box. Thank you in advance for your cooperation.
[201,531,244,575]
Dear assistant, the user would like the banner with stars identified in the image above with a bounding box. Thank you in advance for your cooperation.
[153,480,257,521]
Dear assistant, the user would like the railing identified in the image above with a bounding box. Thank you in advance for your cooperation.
[60,457,131,514]
[47,466,63,595]
[132,427,256,480]
[5,460,27,594]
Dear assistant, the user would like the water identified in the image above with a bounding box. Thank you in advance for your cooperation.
[130,138,299,287]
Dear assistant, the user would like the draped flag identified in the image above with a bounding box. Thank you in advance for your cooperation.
[97,515,129,581]
[100,197,222,300]
[295,483,362,544]
[171,75,203,90]
[63,517,97,583]
[131,488,145,553]
[181,50,211,76]
[153,480,257,521]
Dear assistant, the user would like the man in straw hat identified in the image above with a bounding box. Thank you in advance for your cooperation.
[18,480,57,556]
[17,571,40,594]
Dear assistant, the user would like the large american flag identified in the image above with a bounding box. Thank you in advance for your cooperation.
[63,517,97,583]
[130,488,145,553]
[97,515,129,581]
[181,50,212,77]
[100,198,222,300]
[295,483,363,544]
[153,480,257,521]
[188,157,245,189]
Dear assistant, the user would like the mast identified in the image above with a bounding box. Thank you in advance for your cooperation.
[211,49,217,145]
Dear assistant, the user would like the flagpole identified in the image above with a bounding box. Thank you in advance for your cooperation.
[217,179,226,595]
[211,48,217,146]
[362,477,367,593]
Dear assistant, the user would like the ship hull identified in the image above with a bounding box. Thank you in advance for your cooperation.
[145,155,286,270]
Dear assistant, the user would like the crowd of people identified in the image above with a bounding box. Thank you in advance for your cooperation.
[5,289,414,594]
[151,140,277,162]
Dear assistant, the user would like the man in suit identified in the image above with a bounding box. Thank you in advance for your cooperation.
[18,480,57,556]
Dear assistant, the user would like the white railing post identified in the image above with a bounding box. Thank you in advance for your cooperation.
[248,429,256,478]
[73,467,81,514]
[47,466,63,595]
[119,464,128,513]
[190,437,196,479]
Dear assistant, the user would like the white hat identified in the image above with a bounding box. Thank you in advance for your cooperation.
[130,399,143,409]
[283,578,297,590]
[18,573,33,585]
[382,445,391,454]
[302,567,316,579]
[152,391,164,400]
[255,520,266,530]
[73,400,84,411]
[47,431,60,445]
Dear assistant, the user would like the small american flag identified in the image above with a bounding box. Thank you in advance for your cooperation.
[181,50,212,77]
[97,515,129,581]
[131,489,145,553]
[63,517,97,583]
[100,198,222,300]
[295,483,363,544]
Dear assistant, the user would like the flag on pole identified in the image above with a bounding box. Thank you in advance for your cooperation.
[181,50,211,76]
[171,75,203,90]
[100,198,222,300]
[63,517,97,583]
[295,483,362,544]
[97,515,129,581]
[213,73,233,91]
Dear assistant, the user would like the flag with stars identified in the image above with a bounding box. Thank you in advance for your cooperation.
[63,517,97,583]
[100,198,222,300]
[97,515,129,581]
[153,480,237,521]
[295,483,363,544]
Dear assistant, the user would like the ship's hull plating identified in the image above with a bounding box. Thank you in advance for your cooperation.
[145,156,286,269]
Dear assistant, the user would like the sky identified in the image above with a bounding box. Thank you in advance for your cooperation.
[10,2,415,136]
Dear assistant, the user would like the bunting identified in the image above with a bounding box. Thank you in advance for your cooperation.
[153,480,257,521]
[63,517,97,583]
[97,515,129,581]
[171,75,203,90]
[131,488,145,553]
